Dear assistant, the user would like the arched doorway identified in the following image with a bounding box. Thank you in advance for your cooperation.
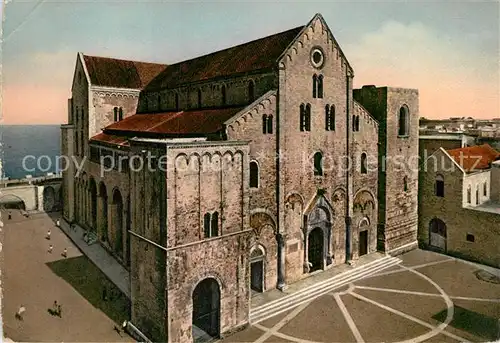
[358,217,369,256]
[308,227,324,272]
[98,182,108,242]
[89,178,97,230]
[429,218,446,251]
[112,189,123,256]
[43,186,55,212]
[0,194,26,211]
[249,246,265,293]
[192,278,220,341]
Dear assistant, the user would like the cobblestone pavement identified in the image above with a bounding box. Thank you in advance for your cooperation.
[2,210,133,342]
[224,250,500,343]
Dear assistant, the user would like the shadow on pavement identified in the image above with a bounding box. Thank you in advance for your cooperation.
[432,305,498,341]
[46,255,130,325]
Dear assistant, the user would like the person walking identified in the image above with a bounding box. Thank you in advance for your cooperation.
[62,248,68,258]
[46,229,51,240]
[48,244,53,253]
[15,305,26,320]
[56,219,60,227]
[8,211,11,220]
[57,304,62,318]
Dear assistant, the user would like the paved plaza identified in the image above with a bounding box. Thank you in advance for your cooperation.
[2,210,499,342]
[225,250,500,343]
[2,210,133,342]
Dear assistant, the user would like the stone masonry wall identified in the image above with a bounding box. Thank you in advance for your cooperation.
[278,16,352,282]
[354,86,419,254]
[419,148,500,267]
[129,142,167,341]
[139,72,276,112]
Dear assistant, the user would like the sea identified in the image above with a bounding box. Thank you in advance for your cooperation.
[0,125,61,180]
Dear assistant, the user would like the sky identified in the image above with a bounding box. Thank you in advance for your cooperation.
[1,0,499,125]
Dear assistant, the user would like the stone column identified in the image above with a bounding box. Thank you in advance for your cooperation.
[276,233,286,291]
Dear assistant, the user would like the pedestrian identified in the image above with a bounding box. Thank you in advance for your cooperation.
[62,248,67,258]
[56,219,60,227]
[57,304,62,318]
[102,287,108,301]
[53,300,58,311]
[48,244,53,253]
[8,211,11,220]
[46,229,51,240]
[15,305,26,320]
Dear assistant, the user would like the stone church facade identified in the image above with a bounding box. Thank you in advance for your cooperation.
[60,14,419,343]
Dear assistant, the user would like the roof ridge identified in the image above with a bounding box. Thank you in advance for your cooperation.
[83,54,167,66]
[164,26,304,68]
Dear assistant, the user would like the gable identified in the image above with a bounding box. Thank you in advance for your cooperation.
[277,13,354,76]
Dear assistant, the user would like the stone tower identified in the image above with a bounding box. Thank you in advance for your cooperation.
[353,86,419,254]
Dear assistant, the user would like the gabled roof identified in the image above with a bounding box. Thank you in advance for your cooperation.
[446,144,500,172]
[82,55,167,89]
[103,107,245,135]
[144,26,304,91]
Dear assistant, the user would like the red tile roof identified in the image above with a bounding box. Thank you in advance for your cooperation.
[90,133,130,146]
[145,26,304,90]
[446,144,500,172]
[103,107,244,135]
[83,55,167,89]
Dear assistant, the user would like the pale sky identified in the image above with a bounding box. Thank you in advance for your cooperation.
[2,0,499,125]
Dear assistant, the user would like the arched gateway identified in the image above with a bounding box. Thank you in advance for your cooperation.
[192,278,220,342]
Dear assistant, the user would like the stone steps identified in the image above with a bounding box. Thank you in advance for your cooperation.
[250,255,401,324]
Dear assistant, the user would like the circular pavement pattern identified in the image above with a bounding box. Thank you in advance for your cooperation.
[225,251,500,343]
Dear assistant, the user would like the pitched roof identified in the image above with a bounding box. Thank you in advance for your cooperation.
[103,107,244,136]
[144,26,304,90]
[446,144,500,172]
[90,133,130,147]
[83,55,167,89]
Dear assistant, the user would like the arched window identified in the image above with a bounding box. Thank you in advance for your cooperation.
[305,104,311,131]
[248,81,255,102]
[203,212,219,238]
[250,161,259,188]
[262,114,268,134]
[403,176,408,192]
[325,104,335,131]
[197,89,202,109]
[118,107,123,121]
[313,152,323,176]
[312,74,317,98]
[75,107,79,127]
[467,186,472,204]
[175,93,179,111]
[398,105,410,136]
[267,115,273,134]
[355,116,360,132]
[158,94,161,110]
[300,104,306,131]
[211,212,219,237]
[352,115,356,132]
[204,213,211,238]
[317,75,323,98]
[360,153,367,174]
[113,107,118,122]
[484,182,488,196]
[435,174,444,197]
[221,85,226,105]
[476,186,479,205]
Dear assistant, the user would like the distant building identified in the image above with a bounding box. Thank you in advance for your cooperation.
[419,144,500,267]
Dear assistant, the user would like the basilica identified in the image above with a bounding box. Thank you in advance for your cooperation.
[61,13,419,343]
